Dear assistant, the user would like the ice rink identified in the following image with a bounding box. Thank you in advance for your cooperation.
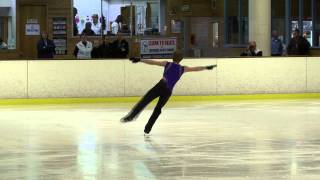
[0,99,320,180]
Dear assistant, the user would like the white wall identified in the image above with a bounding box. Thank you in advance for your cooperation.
[0,57,319,99]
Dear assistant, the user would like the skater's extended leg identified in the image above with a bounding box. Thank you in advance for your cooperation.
[121,82,162,122]
[144,92,171,134]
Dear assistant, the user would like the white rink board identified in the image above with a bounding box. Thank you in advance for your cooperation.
[216,57,307,94]
[307,57,320,93]
[0,61,28,98]
[0,57,319,98]
[28,60,125,98]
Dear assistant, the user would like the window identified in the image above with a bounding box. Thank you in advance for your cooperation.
[133,0,160,35]
[272,0,320,47]
[73,0,102,36]
[224,0,248,46]
[271,0,286,42]
[73,0,161,36]
[314,0,320,46]
[0,0,16,50]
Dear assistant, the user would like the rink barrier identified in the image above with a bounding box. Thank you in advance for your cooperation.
[0,57,319,100]
[0,93,320,106]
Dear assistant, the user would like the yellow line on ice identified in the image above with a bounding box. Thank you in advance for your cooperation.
[0,93,319,106]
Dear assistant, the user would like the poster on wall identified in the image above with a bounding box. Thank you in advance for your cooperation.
[52,17,67,55]
[140,37,177,59]
[25,24,40,35]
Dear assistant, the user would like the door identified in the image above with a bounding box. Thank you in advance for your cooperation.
[19,5,47,59]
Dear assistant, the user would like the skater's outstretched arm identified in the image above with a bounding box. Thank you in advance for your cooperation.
[184,65,217,72]
[129,57,167,66]
[141,59,167,66]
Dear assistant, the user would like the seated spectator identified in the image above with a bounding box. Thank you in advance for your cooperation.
[99,35,113,58]
[81,22,95,36]
[271,30,284,56]
[241,41,263,56]
[37,32,55,58]
[91,40,101,58]
[73,33,93,59]
[112,33,129,58]
[287,29,311,56]
[0,37,8,49]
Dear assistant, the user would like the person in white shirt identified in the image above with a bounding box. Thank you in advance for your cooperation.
[73,33,93,59]
[92,14,101,35]
[111,15,122,35]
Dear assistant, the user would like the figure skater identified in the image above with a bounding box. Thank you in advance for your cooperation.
[121,51,217,135]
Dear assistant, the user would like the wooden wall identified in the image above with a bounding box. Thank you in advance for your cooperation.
[0,0,319,59]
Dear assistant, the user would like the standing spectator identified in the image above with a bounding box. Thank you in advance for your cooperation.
[0,37,8,49]
[73,7,79,36]
[271,30,284,56]
[91,40,101,58]
[81,22,95,36]
[287,29,311,55]
[111,15,123,35]
[241,41,263,56]
[112,33,129,58]
[99,35,113,58]
[73,33,93,59]
[91,14,101,35]
[37,32,55,58]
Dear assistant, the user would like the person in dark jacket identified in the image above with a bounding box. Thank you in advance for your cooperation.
[91,40,101,58]
[240,41,263,56]
[287,29,311,56]
[73,7,79,36]
[37,32,55,58]
[112,33,129,58]
[81,22,95,36]
[99,35,113,58]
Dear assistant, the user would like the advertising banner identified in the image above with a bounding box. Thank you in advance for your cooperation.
[140,37,177,59]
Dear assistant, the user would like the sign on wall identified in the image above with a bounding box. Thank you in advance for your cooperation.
[25,24,40,35]
[140,37,177,59]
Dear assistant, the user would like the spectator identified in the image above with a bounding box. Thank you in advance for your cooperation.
[37,32,55,58]
[73,33,93,59]
[73,7,79,36]
[99,35,113,58]
[81,22,95,36]
[112,33,129,58]
[287,29,311,56]
[91,40,101,58]
[111,15,123,35]
[241,41,263,56]
[91,14,101,35]
[0,37,8,49]
[271,30,284,56]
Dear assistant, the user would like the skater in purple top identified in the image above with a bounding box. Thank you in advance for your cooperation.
[121,51,217,135]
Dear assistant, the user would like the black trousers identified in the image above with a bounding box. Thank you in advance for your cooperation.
[126,79,172,133]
